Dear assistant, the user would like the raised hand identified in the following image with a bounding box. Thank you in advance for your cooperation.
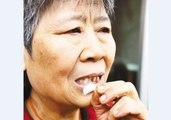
[91,81,148,120]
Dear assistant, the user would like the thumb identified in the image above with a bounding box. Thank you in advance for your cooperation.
[91,86,109,118]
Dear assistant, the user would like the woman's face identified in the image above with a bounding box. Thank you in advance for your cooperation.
[25,1,116,107]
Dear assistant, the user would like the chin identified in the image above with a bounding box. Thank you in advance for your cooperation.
[75,95,92,108]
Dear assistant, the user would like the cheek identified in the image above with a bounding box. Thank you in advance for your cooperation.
[105,38,116,68]
[110,40,116,62]
[32,39,81,82]
[27,43,75,98]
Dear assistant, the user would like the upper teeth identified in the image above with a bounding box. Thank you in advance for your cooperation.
[76,76,100,85]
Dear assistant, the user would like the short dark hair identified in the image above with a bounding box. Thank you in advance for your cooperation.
[24,0,115,55]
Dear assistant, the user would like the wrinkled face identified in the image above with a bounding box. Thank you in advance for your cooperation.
[24,1,116,107]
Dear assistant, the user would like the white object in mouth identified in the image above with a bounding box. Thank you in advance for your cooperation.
[83,83,96,95]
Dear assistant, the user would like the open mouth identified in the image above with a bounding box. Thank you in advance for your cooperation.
[75,73,103,87]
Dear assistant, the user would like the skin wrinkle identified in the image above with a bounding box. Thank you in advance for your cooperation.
[24,0,114,55]
[24,0,147,120]
[29,0,112,100]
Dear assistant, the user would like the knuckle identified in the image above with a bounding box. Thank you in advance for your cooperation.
[125,82,139,99]
[118,80,126,84]
[125,82,135,90]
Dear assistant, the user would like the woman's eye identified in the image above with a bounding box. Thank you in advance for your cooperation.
[98,27,110,33]
[65,27,81,34]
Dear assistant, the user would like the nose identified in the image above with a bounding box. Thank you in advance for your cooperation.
[80,31,105,62]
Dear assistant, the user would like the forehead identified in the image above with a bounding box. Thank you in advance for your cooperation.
[44,0,107,17]
[52,0,104,8]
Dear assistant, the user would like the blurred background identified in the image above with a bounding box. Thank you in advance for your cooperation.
[107,0,148,106]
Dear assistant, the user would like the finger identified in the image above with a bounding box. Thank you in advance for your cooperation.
[109,96,146,119]
[91,88,101,105]
[91,88,109,118]
[97,81,140,104]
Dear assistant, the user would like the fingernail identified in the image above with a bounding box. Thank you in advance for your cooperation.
[99,94,106,103]
[97,84,105,91]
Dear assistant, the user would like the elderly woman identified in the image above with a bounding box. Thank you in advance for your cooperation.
[24,0,147,120]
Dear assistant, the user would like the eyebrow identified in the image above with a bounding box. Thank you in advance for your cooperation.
[58,15,110,25]
[93,16,110,24]
[57,15,86,25]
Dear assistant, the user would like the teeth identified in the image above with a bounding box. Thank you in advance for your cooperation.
[97,76,99,82]
[95,77,97,83]
[89,76,100,83]
[77,79,83,84]
[96,77,98,82]
[76,76,101,85]
[92,77,96,83]
[84,78,89,84]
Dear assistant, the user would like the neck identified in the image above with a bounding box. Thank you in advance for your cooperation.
[25,90,81,120]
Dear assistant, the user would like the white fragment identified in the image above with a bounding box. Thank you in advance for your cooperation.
[83,83,96,95]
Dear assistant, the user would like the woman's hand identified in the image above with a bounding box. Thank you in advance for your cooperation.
[91,81,148,120]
